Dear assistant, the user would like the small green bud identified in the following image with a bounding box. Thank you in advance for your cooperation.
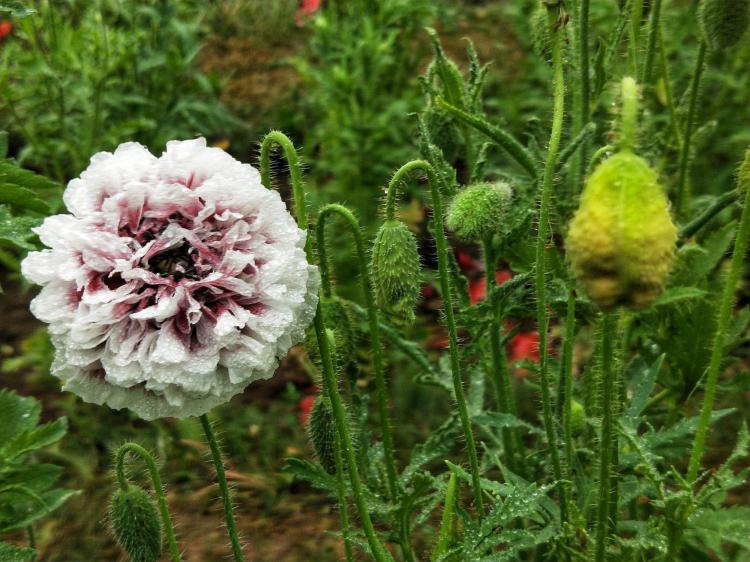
[530,5,552,62]
[567,151,677,310]
[570,399,587,435]
[698,0,750,50]
[446,182,512,242]
[110,485,162,562]
[305,297,356,370]
[424,105,460,163]
[738,146,750,197]
[371,219,421,322]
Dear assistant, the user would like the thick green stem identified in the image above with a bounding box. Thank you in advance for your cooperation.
[675,41,707,218]
[114,442,182,562]
[619,77,639,152]
[385,160,485,517]
[641,0,662,84]
[594,314,617,562]
[482,239,520,475]
[535,4,568,524]
[199,415,245,562]
[687,168,750,482]
[316,204,399,502]
[261,131,390,561]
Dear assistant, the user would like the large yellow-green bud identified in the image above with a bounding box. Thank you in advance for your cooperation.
[698,0,750,51]
[371,219,421,322]
[567,151,677,310]
[446,182,512,242]
[110,485,162,562]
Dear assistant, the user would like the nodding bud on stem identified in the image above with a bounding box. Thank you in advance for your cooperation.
[698,0,750,50]
[371,219,421,322]
[567,151,677,310]
[110,485,162,562]
[446,182,512,242]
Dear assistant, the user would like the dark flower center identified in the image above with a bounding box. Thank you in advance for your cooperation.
[150,244,199,281]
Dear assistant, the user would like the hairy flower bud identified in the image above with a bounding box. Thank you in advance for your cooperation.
[424,106,460,163]
[698,0,750,50]
[567,151,677,310]
[307,395,337,473]
[305,297,356,369]
[110,485,162,562]
[446,182,512,242]
[371,219,421,322]
[531,5,552,62]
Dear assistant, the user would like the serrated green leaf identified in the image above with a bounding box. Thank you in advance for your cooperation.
[473,412,544,435]
[622,355,665,428]
[0,206,42,250]
[0,160,60,191]
[0,488,78,533]
[0,1,36,18]
[0,184,50,214]
[283,457,337,493]
[2,418,68,462]
[0,389,41,445]
[650,287,708,308]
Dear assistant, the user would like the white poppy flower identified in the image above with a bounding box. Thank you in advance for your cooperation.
[22,138,319,420]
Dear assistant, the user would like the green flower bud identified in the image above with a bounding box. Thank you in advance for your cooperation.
[307,395,337,473]
[570,399,587,435]
[306,396,359,474]
[110,485,162,562]
[371,219,421,322]
[424,105,461,163]
[567,151,677,310]
[738,146,750,197]
[446,182,512,242]
[530,5,552,62]
[698,0,750,51]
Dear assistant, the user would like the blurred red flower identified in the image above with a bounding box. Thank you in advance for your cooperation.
[298,394,317,425]
[296,0,321,26]
[468,270,513,305]
[509,331,540,363]
[0,21,12,40]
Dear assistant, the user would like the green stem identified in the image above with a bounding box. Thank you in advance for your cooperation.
[687,160,750,483]
[199,415,245,562]
[535,4,568,524]
[675,41,707,218]
[482,239,520,475]
[587,145,613,177]
[641,0,663,84]
[560,290,577,513]
[316,204,399,503]
[27,526,36,562]
[678,189,738,242]
[114,442,182,562]
[619,76,639,152]
[385,160,485,518]
[594,313,617,562]
[574,0,591,192]
[658,27,683,148]
[261,131,390,562]
[333,425,355,562]
[629,0,643,77]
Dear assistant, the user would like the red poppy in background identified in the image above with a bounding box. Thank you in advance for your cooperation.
[298,394,317,425]
[468,270,513,305]
[509,331,540,363]
[0,21,12,40]
[296,0,321,26]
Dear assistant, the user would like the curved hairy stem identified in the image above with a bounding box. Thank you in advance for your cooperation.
[675,41,707,218]
[535,4,568,525]
[114,442,182,562]
[199,416,245,562]
[317,204,399,502]
[262,131,391,561]
[386,159,485,518]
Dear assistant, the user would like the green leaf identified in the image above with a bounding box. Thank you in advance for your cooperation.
[0,389,41,445]
[0,542,35,562]
[283,457,337,493]
[0,1,36,18]
[0,206,42,250]
[473,412,544,435]
[0,161,60,191]
[0,488,78,533]
[622,355,665,428]
[401,416,461,485]
[0,184,50,214]
[1,418,68,462]
[688,506,750,553]
[650,287,707,308]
